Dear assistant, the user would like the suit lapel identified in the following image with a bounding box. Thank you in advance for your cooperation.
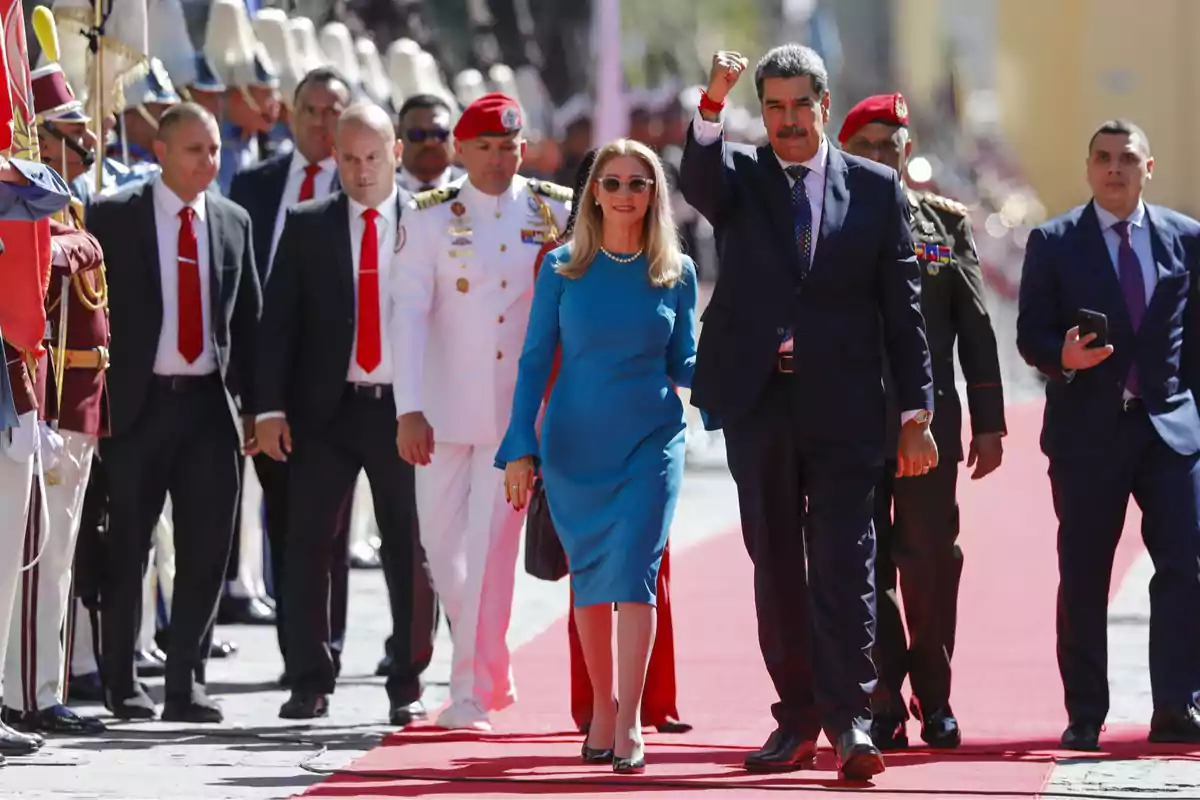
[136,185,162,301]
[265,157,289,210]
[756,146,800,274]
[206,191,225,324]
[813,145,848,271]
[332,194,355,315]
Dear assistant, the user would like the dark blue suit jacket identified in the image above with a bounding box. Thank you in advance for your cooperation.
[1017,201,1200,458]
[679,131,934,443]
[229,152,300,285]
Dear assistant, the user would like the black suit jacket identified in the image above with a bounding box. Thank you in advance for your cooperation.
[87,181,261,437]
[228,152,344,285]
[680,131,934,443]
[255,187,410,433]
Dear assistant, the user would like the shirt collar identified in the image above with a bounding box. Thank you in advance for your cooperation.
[152,175,207,223]
[459,173,525,206]
[775,134,828,180]
[1095,199,1146,232]
[399,166,452,191]
[290,149,336,177]
[348,186,399,226]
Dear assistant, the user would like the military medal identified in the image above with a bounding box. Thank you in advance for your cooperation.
[451,201,466,217]
[521,229,547,245]
[456,277,470,293]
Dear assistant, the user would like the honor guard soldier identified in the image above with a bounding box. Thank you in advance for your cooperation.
[392,93,571,731]
[204,0,282,194]
[0,44,109,736]
[838,93,1007,750]
[109,58,181,167]
[149,0,227,121]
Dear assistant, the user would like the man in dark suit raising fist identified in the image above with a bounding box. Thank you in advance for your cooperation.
[87,103,261,723]
[256,103,428,726]
[680,45,936,779]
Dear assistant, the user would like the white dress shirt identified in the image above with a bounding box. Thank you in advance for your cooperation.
[151,178,216,376]
[397,166,453,193]
[267,152,337,270]
[689,112,924,427]
[347,188,399,385]
[1094,200,1157,300]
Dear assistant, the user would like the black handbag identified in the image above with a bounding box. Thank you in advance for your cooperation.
[524,476,568,582]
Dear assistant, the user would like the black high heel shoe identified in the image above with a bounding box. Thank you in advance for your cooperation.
[613,750,646,774]
[581,741,614,764]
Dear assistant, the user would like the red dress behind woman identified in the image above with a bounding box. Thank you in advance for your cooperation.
[533,237,688,732]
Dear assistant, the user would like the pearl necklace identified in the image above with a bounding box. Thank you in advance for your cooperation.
[600,247,644,263]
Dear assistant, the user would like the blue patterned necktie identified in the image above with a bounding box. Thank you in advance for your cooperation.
[1113,220,1145,396]
[784,165,813,271]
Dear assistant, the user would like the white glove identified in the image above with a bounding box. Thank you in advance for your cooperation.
[2,410,38,462]
[39,421,64,471]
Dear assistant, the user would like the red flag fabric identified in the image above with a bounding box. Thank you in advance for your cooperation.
[0,0,51,355]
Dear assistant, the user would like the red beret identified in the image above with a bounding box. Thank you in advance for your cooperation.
[453,92,523,140]
[837,93,909,144]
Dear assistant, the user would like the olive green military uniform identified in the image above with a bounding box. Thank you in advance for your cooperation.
[872,190,1007,726]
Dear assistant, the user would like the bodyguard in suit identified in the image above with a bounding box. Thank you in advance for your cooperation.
[87,103,261,723]
[679,46,936,780]
[839,94,1007,750]
[227,66,349,649]
[394,94,464,193]
[256,103,428,726]
[1017,119,1200,750]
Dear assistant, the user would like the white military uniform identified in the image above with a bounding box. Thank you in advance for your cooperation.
[0,410,38,709]
[391,173,570,728]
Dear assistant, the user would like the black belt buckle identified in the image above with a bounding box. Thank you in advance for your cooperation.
[153,373,217,392]
[348,382,390,400]
[777,353,794,374]
[1121,396,1144,413]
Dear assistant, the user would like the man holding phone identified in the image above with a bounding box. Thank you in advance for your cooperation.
[1017,119,1200,751]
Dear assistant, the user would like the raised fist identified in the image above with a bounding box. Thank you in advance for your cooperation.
[707,51,750,104]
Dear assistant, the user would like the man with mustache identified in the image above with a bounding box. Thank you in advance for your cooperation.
[680,45,936,779]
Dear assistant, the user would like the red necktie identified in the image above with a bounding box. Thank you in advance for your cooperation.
[357,209,381,373]
[177,207,203,363]
[298,163,321,203]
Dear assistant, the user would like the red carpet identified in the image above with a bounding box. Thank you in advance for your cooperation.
[301,401,1194,798]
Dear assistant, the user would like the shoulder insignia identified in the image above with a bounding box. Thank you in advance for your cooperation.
[413,186,460,210]
[922,193,969,217]
[529,179,573,204]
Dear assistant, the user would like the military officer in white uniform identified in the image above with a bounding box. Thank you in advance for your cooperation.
[391,93,571,731]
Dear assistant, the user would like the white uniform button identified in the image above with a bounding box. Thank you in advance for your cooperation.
[500,244,507,252]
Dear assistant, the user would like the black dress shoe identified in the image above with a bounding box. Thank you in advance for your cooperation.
[217,596,277,626]
[613,754,646,774]
[744,728,817,772]
[106,689,157,720]
[910,701,962,749]
[870,714,909,751]
[279,692,329,720]
[0,707,21,727]
[209,639,238,659]
[1149,705,1200,744]
[375,653,394,677]
[0,721,42,755]
[389,700,427,727]
[162,691,223,724]
[581,741,614,764]
[21,705,107,735]
[66,671,104,703]
[1060,720,1101,751]
[134,648,167,677]
[655,718,693,734]
[835,728,886,780]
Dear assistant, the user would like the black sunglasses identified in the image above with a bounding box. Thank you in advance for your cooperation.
[405,127,450,143]
[598,176,654,195]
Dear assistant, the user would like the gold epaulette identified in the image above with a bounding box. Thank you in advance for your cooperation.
[922,193,969,217]
[413,185,460,210]
[529,179,573,204]
[69,196,85,222]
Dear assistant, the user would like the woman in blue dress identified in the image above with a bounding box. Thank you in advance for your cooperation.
[496,139,697,774]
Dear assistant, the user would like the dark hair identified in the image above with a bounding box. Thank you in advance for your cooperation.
[397,93,452,120]
[754,44,829,101]
[1088,119,1151,157]
[563,148,598,237]
[155,102,217,142]
[294,66,352,106]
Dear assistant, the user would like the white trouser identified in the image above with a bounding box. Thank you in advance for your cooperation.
[417,442,524,710]
[4,431,95,711]
[226,457,267,599]
[138,499,175,650]
[0,412,38,704]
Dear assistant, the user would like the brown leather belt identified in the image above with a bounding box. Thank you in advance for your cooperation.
[63,346,109,371]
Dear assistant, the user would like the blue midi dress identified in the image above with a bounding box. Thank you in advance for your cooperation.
[495,246,698,606]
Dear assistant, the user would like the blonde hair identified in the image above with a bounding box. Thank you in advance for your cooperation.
[558,138,684,287]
